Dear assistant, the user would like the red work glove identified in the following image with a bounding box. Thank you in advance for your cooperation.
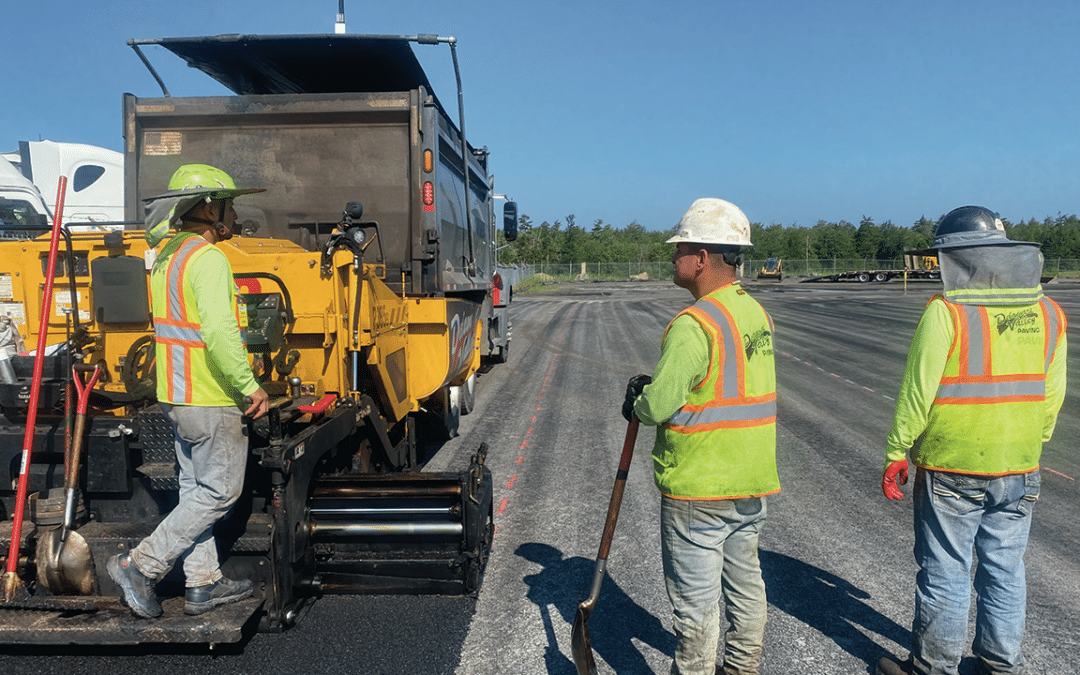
[882,460,909,500]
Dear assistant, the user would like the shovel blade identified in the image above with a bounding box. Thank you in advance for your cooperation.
[571,602,598,675]
[35,528,97,596]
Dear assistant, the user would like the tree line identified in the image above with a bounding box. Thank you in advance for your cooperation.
[497,212,1080,265]
[497,214,673,265]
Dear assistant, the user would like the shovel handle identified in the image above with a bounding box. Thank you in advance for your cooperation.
[581,416,639,608]
[572,416,641,675]
[5,177,67,587]
[594,416,639,563]
[72,365,103,416]
[64,365,102,491]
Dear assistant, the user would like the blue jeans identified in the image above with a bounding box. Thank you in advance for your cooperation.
[661,495,768,675]
[130,404,248,587]
[911,468,1040,675]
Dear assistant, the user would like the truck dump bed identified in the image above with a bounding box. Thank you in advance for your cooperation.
[126,34,496,296]
[143,34,438,98]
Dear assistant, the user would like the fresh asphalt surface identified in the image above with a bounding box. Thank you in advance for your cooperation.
[2,279,1079,674]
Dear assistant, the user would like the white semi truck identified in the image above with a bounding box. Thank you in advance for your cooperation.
[0,140,124,234]
[0,157,50,237]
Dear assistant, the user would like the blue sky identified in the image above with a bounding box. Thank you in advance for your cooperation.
[5,1,1080,232]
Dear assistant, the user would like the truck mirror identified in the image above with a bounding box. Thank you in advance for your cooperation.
[503,202,518,242]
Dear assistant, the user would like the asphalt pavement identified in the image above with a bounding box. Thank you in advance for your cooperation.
[439,278,1080,675]
[2,278,1077,674]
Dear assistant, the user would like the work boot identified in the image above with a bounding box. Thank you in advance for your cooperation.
[875,657,911,675]
[184,576,253,615]
[107,553,163,619]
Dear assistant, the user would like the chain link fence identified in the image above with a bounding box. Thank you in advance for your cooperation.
[1042,259,1080,275]
[503,258,1080,291]
[508,262,674,287]
[744,258,1080,278]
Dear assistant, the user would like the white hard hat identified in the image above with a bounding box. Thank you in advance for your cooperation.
[667,198,752,247]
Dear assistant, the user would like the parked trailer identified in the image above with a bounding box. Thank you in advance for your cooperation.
[805,269,940,283]
[803,255,940,283]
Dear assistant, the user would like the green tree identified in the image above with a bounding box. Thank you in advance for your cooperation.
[855,217,883,259]
[911,216,935,248]
[499,210,1080,265]
[561,214,591,263]
[809,220,858,259]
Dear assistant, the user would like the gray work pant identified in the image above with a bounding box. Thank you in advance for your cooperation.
[661,495,769,675]
[130,403,247,587]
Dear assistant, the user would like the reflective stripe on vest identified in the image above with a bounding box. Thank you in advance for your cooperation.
[666,296,777,431]
[153,236,248,403]
[934,298,1062,406]
[1042,297,1063,370]
[158,237,210,403]
[944,287,1043,306]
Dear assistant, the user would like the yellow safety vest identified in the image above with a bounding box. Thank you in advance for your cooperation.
[151,233,248,406]
[913,295,1067,474]
[653,287,780,500]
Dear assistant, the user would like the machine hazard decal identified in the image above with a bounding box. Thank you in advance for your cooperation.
[448,311,479,377]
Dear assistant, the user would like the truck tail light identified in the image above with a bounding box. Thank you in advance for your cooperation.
[423,149,433,172]
[423,181,434,212]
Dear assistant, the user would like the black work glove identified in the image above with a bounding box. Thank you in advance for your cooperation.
[622,374,652,422]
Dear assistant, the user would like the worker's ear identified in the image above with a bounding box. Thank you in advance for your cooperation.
[189,199,214,221]
[699,248,719,269]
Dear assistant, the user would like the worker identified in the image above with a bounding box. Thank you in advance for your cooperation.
[107,164,270,619]
[877,206,1067,675]
[624,198,779,675]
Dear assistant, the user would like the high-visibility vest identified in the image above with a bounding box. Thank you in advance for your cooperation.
[151,233,248,406]
[653,285,780,500]
[913,294,1067,475]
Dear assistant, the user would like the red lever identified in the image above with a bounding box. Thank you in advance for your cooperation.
[298,394,337,415]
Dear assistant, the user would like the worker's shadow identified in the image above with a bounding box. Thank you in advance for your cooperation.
[517,544,910,674]
[760,550,911,669]
[517,542,674,675]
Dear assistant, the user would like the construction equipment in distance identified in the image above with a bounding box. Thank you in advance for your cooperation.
[756,257,783,282]
[0,32,518,645]
[804,254,940,283]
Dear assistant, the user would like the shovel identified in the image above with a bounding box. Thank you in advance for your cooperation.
[36,364,102,595]
[3,177,67,602]
[571,416,640,675]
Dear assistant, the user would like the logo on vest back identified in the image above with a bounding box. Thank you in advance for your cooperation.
[743,328,773,360]
[994,308,1040,336]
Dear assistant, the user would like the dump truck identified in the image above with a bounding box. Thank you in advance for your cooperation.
[0,32,517,645]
